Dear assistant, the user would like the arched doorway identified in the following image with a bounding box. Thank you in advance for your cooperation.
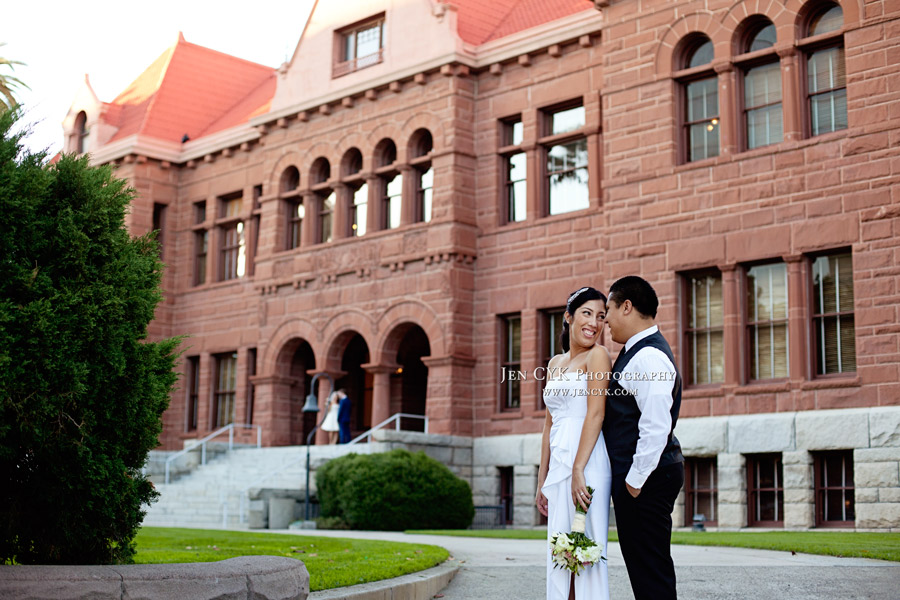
[389,325,431,431]
[336,333,372,440]
[286,341,316,445]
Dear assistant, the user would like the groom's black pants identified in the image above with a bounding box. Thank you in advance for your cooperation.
[612,462,684,600]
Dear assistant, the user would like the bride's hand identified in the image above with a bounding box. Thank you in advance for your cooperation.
[535,488,548,517]
[572,469,591,511]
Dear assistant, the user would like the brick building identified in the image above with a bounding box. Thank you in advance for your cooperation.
[63,0,900,530]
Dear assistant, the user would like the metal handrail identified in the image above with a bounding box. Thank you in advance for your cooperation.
[234,412,427,524]
[347,412,428,445]
[162,423,262,484]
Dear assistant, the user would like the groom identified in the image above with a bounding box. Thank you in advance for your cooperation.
[602,276,684,600]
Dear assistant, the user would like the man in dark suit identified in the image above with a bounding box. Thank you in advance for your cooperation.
[602,276,684,600]
[336,390,352,444]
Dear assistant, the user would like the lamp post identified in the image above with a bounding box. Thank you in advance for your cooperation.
[303,372,333,523]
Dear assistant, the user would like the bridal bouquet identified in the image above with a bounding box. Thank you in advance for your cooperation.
[549,486,606,575]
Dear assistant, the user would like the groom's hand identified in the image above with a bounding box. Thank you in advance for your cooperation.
[626,483,641,498]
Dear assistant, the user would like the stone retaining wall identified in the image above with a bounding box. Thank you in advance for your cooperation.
[0,556,309,600]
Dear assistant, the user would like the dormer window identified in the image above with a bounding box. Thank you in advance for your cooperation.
[74,111,89,154]
[334,15,385,77]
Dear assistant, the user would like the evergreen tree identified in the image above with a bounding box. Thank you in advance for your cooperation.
[0,109,180,564]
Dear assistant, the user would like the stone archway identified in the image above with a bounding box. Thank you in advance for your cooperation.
[390,324,431,432]
[331,332,372,440]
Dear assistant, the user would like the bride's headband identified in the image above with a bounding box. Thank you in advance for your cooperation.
[566,287,591,311]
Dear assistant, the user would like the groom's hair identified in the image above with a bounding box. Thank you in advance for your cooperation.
[608,276,658,319]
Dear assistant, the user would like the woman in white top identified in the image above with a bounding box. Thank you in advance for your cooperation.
[320,391,341,444]
[536,286,613,600]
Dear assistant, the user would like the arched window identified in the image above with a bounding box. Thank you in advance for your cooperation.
[409,129,433,223]
[280,167,302,250]
[678,36,719,163]
[74,111,89,154]
[373,139,401,230]
[801,3,846,136]
[341,148,367,237]
[738,18,782,149]
[280,166,300,193]
[310,157,333,243]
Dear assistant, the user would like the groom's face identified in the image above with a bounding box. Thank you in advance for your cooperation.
[604,296,627,344]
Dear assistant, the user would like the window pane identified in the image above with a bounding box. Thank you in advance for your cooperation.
[689,122,720,161]
[689,274,723,329]
[320,191,335,243]
[810,5,843,36]
[356,23,381,58]
[687,78,719,122]
[688,39,714,68]
[419,167,433,223]
[353,183,368,236]
[810,88,848,136]
[507,152,526,223]
[506,120,524,146]
[551,105,585,135]
[748,23,776,52]
[745,63,783,148]
[808,47,846,93]
[548,139,589,215]
[384,173,402,230]
[508,317,521,362]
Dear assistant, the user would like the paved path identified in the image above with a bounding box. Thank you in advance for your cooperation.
[288,529,900,600]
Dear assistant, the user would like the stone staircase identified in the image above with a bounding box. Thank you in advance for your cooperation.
[143,444,378,529]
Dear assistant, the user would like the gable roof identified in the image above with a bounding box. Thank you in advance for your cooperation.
[104,33,274,143]
[447,0,594,45]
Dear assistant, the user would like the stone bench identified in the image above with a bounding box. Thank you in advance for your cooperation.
[0,555,308,600]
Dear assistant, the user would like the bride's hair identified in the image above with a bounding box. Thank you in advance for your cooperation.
[561,286,607,352]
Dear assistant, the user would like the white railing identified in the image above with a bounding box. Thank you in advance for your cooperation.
[162,423,262,484]
[347,412,428,445]
[233,412,427,524]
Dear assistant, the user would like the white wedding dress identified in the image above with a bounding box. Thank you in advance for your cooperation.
[542,371,611,600]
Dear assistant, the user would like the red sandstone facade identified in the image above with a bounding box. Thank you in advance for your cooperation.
[65,0,900,528]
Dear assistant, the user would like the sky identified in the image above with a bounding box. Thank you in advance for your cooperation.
[6,0,316,155]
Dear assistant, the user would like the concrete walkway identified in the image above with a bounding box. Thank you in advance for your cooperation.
[288,529,900,600]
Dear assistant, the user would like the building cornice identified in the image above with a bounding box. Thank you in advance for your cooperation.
[90,9,605,167]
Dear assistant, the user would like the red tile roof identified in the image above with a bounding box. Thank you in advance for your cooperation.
[448,0,594,45]
[105,33,274,143]
[96,4,594,147]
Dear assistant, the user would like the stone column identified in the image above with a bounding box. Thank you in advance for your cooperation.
[197,352,213,435]
[719,264,741,385]
[520,309,539,413]
[363,363,398,428]
[855,445,900,530]
[714,62,737,156]
[717,453,747,529]
[365,174,380,233]
[587,131,602,209]
[524,145,541,219]
[399,165,415,226]
[784,255,807,381]
[783,450,814,529]
[332,182,348,239]
[300,192,316,247]
[514,465,540,526]
[777,46,803,142]
[247,374,296,446]
[421,354,477,437]
[672,488,686,529]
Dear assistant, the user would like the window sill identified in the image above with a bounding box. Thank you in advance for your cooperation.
[801,375,860,390]
[734,380,791,395]
[682,384,724,398]
[493,410,523,419]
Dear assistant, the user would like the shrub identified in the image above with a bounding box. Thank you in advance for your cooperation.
[0,110,180,564]
[316,449,474,531]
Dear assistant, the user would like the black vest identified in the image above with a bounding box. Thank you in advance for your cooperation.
[603,329,683,477]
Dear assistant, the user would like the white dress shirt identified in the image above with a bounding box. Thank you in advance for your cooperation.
[619,325,677,490]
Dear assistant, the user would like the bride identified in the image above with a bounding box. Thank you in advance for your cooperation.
[536,286,612,600]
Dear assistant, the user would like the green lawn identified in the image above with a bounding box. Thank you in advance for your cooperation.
[135,528,448,591]
[407,529,900,562]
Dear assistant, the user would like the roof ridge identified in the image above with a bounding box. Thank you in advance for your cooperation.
[133,43,178,136]
[479,0,524,45]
